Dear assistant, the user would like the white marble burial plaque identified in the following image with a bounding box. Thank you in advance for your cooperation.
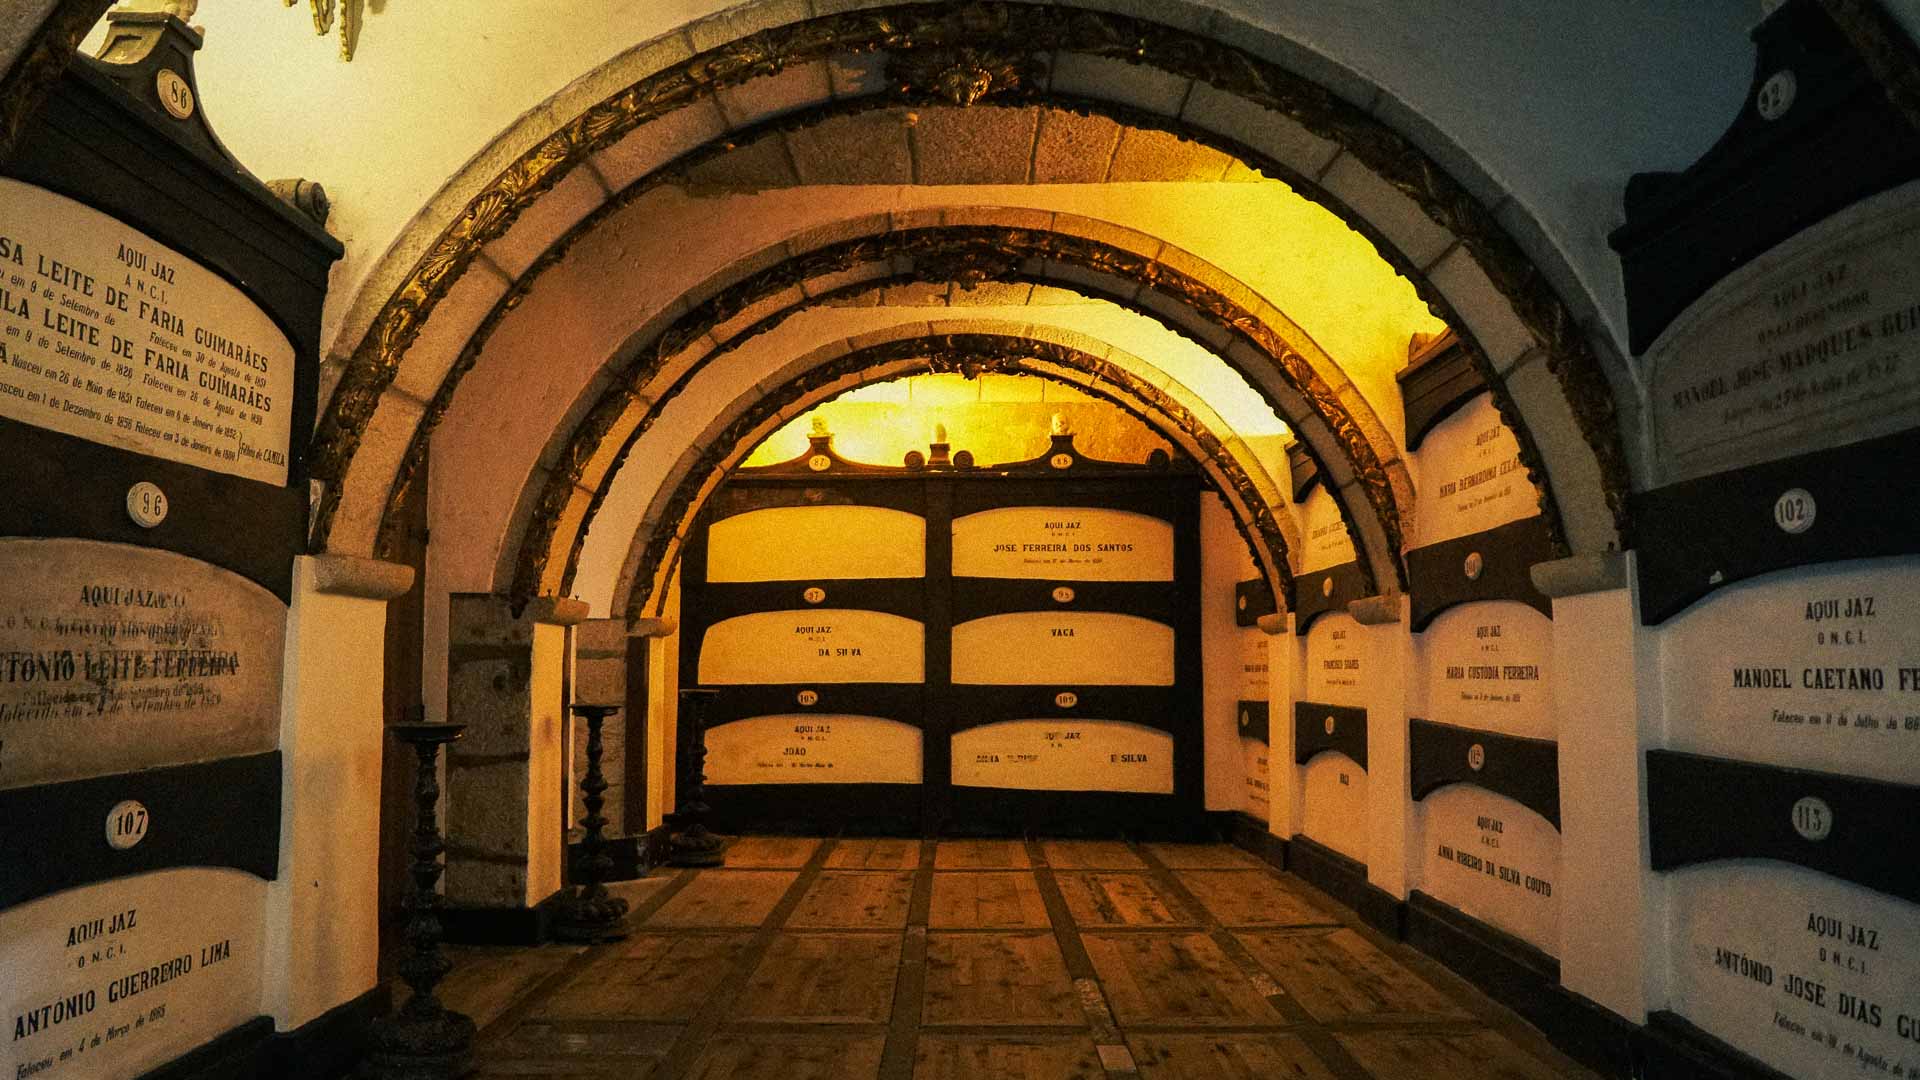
[0,179,294,484]
[1418,787,1559,954]
[697,609,925,684]
[1414,395,1533,545]
[706,505,926,582]
[704,714,922,785]
[1669,862,1920,1080]
[1239,627,1270,698]
[951,507,1173,581]
[950,719,1173,793]
[1648,182,1920,485]
[1422,603,1553,739]
[1304,613,1365,707]
[1,868,265,1080]
[1299,485,1356,573]
[0,540,283,791]
[950,612,1174,685]
[1664,557,1920,786]
[1300,752,1367,864]
[1241,736,1269,819]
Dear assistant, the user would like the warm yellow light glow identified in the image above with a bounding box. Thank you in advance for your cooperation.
[743,374,1172,469]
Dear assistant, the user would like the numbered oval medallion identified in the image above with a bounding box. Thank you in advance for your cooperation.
[1321,577,1334,598]
[1239,709,1251,730]
[1051,586,1075,604]
[1049,452,1074,470]
[1055,691,1078,709]
[155,68,195,119]
[1773,488,1816,534]
[1323,715,1336,735]
[1790,795,1832,842]
[1755,69,1797,121]
[796,689,819,707]
[1467,743,1486,771]
[126,481,168,528]
[807,454,832,472]
[1236,594,1248,611]
[105,799,149,850]
[1463,551,1484,581]
[802,586,826,605]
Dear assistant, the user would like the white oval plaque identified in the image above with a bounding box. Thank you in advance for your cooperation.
[1049,453,1074,470]
[1756,69,1796,121]
[1321,577,1334,598]
[1463,551,1484,581]
[155,68,195,119]
[1790,795,1832,842]
[1468,743,1486,771]
[126,480,169,528]
[796,689,819,707]
[1236,594,1247,611]
[1239,709,1251,730]
[807,454,832,472]
[105,799,149,850]
[1052,586,1075,604]
[802,586,826,604]
[1055,691,1078,708]
[1772,488,1816,534]
[1324,715,1336,735]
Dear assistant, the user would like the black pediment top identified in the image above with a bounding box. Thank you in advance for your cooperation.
[1408,719,1560,830]
[1237,699,1270,744]
[1294,560,1368,632]
[1407,516,1555,631]
[1294,701,1368,769]
[1234,576,1277,627]
[1647,749,1920,906]
[1631,428,1920,624]
[1608,0,1920,354]
[0,751,281,911]
[741,432,923,476]
[1396,332,1485,452]
[991,432,1185,475]
[1287,440,1320,502]
[703,683,928,729]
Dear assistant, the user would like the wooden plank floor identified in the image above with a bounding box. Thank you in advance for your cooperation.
[437,836,1602,1080]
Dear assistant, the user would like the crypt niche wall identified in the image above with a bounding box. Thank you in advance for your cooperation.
[565,370,1282,844]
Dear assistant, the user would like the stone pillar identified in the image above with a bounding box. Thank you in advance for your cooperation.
[1257,613,1291,839]
[1533,552,1661,1023]
[444,593,589,914]
[631,617,676,832]
[265,554,415,1032]
[1350,592,1413,899]
[571,618,628,835]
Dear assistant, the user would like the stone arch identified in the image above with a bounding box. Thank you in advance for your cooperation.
[469,212,1420,617]
[577,329,1298,622]
[305,0,1635,588]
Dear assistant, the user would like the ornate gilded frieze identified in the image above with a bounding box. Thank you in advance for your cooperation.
[615,333,1297,623]
[328,2,1610,571]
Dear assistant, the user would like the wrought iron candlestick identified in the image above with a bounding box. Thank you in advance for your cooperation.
[667,687,725,867]
[552,703,630,942]
[366,722,474,1080]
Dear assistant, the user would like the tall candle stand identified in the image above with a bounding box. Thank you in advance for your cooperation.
[365,722,475,1080]
[552,703,630,942]
[666,687,725,867]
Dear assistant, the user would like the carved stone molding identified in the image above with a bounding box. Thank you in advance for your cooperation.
[887,44,1043,106]
[611,332,1298,623]
[475,226,1384,616]
[315,1,1613,578]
